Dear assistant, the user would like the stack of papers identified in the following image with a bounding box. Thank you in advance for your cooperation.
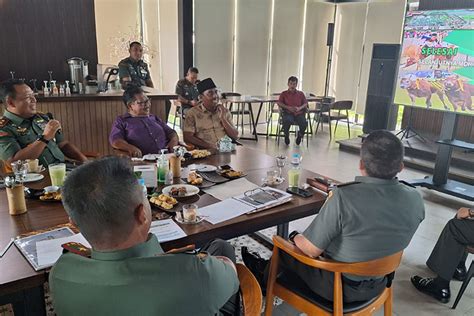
[36,233,91,268]
[202,178,259,200]
[149,219,187,242]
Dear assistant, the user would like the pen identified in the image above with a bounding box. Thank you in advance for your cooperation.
[0,238,14,258]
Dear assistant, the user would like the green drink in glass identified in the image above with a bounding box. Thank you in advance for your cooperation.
[49,163,66,187]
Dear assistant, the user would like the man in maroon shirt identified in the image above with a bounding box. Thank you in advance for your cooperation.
[278,76,308,145]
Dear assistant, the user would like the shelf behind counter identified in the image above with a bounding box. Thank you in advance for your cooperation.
[35,87,177,155]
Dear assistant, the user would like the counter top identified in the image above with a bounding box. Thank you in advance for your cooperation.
[35,87,177,102]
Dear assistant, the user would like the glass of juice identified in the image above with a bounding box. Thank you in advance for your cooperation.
[49,163,66,187]
[287,168,300,188]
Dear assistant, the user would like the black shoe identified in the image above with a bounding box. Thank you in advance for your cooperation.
[453,266,467,281]
[411,276,451,304]
[296,134,302,145]
[241,247,268,293]
[284,135,290,145]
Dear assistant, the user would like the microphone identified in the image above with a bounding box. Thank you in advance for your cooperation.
[46,112,61,134]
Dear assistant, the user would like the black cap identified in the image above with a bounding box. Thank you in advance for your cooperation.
[197,78,216,94]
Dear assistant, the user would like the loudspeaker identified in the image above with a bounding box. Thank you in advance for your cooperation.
[363,44,400,133]
[326,23,334,46]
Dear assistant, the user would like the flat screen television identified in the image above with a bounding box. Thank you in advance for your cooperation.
[394,9,474,116]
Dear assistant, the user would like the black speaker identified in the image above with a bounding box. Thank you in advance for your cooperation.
[363,44,400,133]
[326,23,334,46]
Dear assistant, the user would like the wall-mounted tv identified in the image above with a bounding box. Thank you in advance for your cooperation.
[394,9,474,116]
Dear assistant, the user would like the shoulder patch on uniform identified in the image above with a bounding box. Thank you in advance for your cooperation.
[336,181,360,188]
[0,117,11,128]
[61,242,91,258]
[399,180,416,188]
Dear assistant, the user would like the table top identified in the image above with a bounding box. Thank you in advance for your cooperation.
[222,95,325,103]
[0,147,329,295]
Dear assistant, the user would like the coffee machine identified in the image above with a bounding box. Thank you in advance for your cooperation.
[67,57,89,93]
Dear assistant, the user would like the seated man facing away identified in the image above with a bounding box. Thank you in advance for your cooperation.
[411,206,474,303]
[277,76,308,146]
[109,85,179,157]
[243,130,425,303]
[183,78,238,150]
[49,157,240,316]
[175,67,200,115]
[0,79,87,166]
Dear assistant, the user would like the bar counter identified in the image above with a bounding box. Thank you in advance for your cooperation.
[34,87,176,155]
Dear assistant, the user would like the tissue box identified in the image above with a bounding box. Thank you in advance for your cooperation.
[134,165,157,188]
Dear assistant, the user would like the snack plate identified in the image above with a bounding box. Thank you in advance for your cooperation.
[162,184,200,197]
[216,169,247,180]
[149,194,178,212]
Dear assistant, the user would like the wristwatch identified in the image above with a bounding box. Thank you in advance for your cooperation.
[469,208,474,218]
[289,230,300,242]
[36,135,49,145]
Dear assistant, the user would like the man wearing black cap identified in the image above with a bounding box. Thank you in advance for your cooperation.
[183,78,238,149]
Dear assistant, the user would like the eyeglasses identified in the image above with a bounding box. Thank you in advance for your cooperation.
[133,99,151,106]
[243,188,277,205]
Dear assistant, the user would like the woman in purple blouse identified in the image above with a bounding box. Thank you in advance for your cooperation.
[109,85,179,157]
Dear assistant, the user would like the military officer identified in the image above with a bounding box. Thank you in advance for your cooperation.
[175,67,200,114]
[183,78,239,150]
[118,41,154,89]
[0,80,87,167]
[49,156,240,316]
[243,130,425,303]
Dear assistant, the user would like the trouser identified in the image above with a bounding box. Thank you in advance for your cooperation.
[201,239,240,316]
[426,218,474,281]
[281,113,307,137]
[265,252,387,303]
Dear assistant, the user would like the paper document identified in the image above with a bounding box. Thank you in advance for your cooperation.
[202,177,259,201]
[150,219,187,242]
[199,198,255,225]
[36,233,91,268]
[133,165,157,188]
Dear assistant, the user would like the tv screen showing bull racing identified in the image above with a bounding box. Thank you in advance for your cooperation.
[394,9,474,116]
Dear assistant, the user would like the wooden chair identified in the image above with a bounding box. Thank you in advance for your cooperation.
[316,100,353,139]
[452,246,474,309]
[171,100,184,130]
[265,236,403,316]
[237,263,263,316]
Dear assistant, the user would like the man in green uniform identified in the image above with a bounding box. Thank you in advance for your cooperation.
[49,156,240,316]
[243,130,425,303]
[175,67,200,114]
[118,41,154,89]
[0,80,87,167]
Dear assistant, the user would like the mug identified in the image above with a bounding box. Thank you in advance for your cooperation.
[26,159,39,173]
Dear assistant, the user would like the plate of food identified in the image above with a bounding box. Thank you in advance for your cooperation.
[149,193,178,211]
[23,173,45,183]
[184,171,215,188]
[162,184,200,198]
[189,149,212,159]
[39,190,62,202]
[217,169,246,179]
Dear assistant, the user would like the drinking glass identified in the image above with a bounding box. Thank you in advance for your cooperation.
[49,163,66,187]
[11,160,28,183]
[275,155,287,180]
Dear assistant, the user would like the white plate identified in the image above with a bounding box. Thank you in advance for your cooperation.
[24,173,44,183]
[193,164,217,172]
[162,184,200,197]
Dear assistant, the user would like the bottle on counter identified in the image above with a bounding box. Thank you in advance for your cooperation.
[43,80,49,96]
[65,81,71,95]
[288,153,302,188]
[51,80,59,96]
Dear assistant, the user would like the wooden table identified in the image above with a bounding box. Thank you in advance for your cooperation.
[0,147,328,315]
[222,95,326,141]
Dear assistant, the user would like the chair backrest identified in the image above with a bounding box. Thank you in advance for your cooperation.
[272,235,403,276]
[331,100,353,111]
[222,92,241,98]
[236,263,263,316]
[271,92,281,96]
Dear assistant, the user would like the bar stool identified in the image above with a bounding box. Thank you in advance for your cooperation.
[223,92,256,137]
[452,246,474,309]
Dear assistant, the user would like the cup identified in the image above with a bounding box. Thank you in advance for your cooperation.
[26,159,39,173]
[182,204,198,222]
[169,155,181,178]
[266,170,278,185]
[49,163,66,187]
[6,185,27,215]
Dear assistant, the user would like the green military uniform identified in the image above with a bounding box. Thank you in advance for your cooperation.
[175,78,200,112]
[0,110,65,166]
[118,57,151,87]
[281,176,425,302]
[49,234,240,316]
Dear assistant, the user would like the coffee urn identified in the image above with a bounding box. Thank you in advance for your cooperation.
[67,57,89,93]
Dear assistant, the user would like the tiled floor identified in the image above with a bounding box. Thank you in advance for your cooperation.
[237,122,474,315]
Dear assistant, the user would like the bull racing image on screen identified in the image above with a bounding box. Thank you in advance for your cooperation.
[394,9,474,115]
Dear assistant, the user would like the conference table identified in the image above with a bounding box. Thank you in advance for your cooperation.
[222,95,328,141]
[0,147,330,315]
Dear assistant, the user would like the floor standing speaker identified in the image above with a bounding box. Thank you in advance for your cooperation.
[363,44,400,133]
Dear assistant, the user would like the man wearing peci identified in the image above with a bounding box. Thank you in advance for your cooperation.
[183,78,238,150]
[0,79,87,166]
[49,156,240,316]
[118,41,154,89]
[109,85,179,157]
[243,130,425,303]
